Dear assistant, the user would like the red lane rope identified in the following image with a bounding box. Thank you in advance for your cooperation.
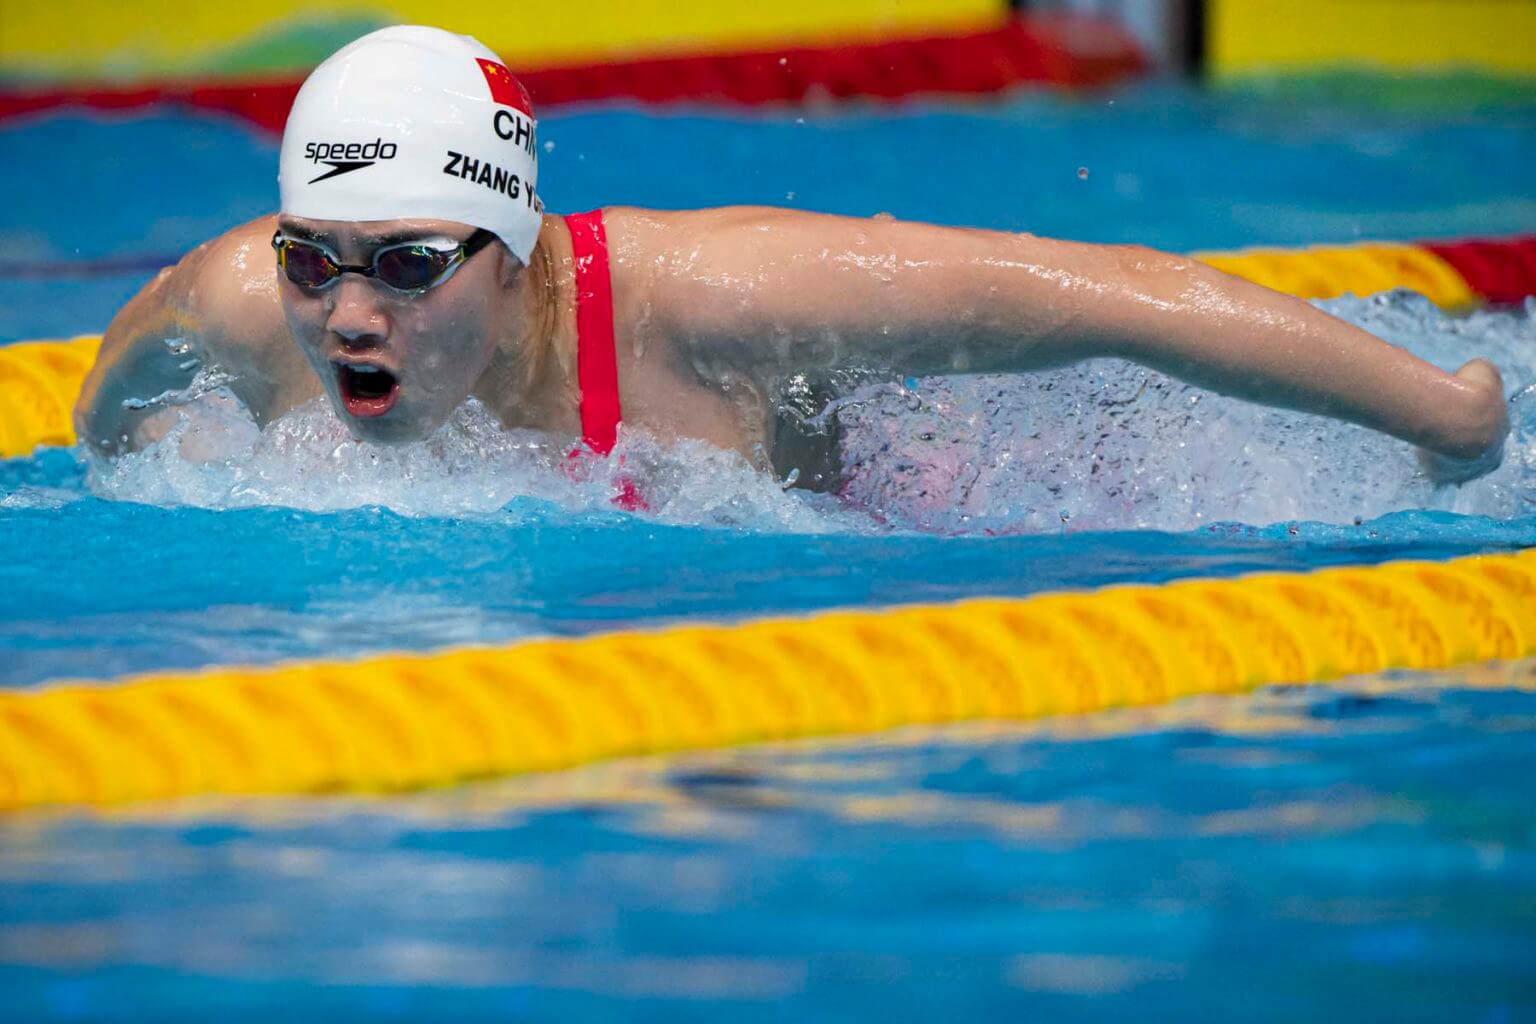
[0,15,1144,134]
[1422,237,1536,306]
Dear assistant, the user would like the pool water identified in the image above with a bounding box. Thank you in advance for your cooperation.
[3,81,1536,1018]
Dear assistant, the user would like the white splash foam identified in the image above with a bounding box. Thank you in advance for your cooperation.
[88,392,857,532]
[837,293,1536,532]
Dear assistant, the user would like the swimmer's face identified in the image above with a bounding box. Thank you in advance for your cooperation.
[274,216,518,443]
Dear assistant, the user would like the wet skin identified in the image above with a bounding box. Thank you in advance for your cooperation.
[76,207,1510,487]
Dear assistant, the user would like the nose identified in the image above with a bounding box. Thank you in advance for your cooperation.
[324,276,390,349]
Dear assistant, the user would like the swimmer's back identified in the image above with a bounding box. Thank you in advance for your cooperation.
[74,215,317,454]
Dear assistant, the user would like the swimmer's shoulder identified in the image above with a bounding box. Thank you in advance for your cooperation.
[570,206,755,354]
[178,215,291,357]
[596,204,865,301]
[91,215,286,368]
[597,205,798,253]
[76,215,309,452]
[593,205,797,312]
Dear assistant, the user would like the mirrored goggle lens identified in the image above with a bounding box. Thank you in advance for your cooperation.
[374,247,457,291]
[278,241,340,288]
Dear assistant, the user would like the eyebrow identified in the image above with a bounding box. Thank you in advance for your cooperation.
[276,222,328,243]
[276,224,469,255]
[362,229,445,247]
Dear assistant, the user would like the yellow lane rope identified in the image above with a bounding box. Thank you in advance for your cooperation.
[1195,242,1479,307]
[3,550,1533,811]
[0,335,99,458]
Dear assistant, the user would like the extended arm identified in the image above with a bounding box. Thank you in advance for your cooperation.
[638,208,1507,478]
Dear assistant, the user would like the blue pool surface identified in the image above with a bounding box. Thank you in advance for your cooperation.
[3,80,1536,1019]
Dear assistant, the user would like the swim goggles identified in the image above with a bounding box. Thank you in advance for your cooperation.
[271,229,498,293]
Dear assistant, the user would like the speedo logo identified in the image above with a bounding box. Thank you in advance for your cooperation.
[303,139,399,183]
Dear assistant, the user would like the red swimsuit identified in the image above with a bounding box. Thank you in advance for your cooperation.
[564,209,644,508]
[565,209,622,456]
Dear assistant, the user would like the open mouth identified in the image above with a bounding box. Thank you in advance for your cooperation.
[334,362,400,418]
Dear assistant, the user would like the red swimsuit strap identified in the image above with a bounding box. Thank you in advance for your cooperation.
[564,209,622,457]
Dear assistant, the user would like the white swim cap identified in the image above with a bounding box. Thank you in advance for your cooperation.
[279,25,542,264]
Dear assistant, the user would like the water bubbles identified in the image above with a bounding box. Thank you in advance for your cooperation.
[543,140,556,153]
[1077,166,1090,181]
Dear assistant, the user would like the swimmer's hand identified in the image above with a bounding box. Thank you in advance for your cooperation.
[1417,359,1509,485]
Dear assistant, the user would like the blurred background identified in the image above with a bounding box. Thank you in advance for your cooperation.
[3,0,1535,90]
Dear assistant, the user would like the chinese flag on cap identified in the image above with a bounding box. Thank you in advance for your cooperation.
[476,58,533,117]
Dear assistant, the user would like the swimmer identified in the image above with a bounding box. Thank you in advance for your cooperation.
[76,25,1510,494]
